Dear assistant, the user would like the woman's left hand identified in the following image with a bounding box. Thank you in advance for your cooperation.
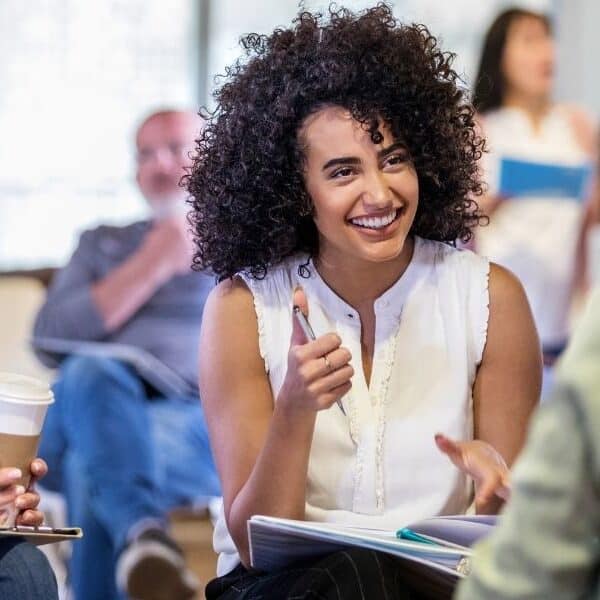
[435,434,511,513]
[15,458,48,527]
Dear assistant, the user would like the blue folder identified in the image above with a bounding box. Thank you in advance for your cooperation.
[499,157,593,202]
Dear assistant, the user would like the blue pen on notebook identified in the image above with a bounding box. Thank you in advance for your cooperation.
[396,528,439,546]
[397,528,472,574]
[293,306,346,416]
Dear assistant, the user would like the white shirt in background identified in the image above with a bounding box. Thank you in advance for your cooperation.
[476,105,594,349]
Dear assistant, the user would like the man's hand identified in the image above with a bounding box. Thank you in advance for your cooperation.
[0,458,47,527]
[142,215,196,278]
[91,214,197,331]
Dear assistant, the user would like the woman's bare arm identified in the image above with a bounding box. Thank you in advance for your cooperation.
[199,279,352,566]
[473,263,542,469]
[436,264,541,514]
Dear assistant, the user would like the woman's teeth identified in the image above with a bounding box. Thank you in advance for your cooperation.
[350,209,398,230]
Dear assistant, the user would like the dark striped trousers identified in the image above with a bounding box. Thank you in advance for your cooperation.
[205,548,455,599]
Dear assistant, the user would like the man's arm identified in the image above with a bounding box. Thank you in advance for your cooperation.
[91,216,195,331]
[33,217,193,353]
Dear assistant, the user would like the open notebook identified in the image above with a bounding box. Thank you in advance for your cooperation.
[248,514,496,595]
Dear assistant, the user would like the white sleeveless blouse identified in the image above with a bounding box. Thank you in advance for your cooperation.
[213,237,490,576]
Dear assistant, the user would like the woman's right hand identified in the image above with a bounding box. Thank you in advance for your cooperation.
[278,287,353,415]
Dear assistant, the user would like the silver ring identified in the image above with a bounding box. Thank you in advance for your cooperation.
[323,355,333,372]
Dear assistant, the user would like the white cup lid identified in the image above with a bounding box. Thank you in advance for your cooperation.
[0,372,54,404]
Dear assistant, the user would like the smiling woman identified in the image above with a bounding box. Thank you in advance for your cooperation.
[187,5,485,281]
[186,4,542,599]
[300,108,419,270]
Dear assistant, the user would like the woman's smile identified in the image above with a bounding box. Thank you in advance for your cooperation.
[300,105,419,268]
[347,206,405,237]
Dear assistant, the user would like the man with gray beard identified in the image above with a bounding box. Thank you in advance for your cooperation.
[33,110,220,600]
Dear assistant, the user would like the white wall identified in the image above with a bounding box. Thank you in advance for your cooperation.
[554,0,600,114]
[0,0,199,269]
[4,0,597,270]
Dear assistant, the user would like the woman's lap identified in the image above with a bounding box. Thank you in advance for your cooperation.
[205,548,443,600]
[0,539,58,600]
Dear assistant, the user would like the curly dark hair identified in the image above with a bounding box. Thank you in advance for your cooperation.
[186,3,485,280]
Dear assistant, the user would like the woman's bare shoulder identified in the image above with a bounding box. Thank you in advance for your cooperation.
[205,276,254,318]
[488,262,527,306]
[486,262,541,361]
[201,276,262,362]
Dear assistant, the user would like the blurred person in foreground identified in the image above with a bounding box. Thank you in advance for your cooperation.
[0,459,58,600]
[473,8,599,397]
[32,110,221,600]
[456,286,600,599]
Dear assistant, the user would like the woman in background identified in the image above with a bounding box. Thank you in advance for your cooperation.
[473,8,599,395]
[189,5,540,598]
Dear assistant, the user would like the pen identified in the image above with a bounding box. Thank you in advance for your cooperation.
[293,306,346,416]
[397,528,466,550]
[397,527,472,574]
[396,528,439,546]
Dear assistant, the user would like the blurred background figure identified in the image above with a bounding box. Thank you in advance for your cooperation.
[455,286,600,599]
[588,153,600,287]
[32,110,221,600]
[472,8,599,397]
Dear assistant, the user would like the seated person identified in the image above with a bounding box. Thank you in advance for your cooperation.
[456,287,600,599]
[0,459,58,600]
[33,110,221,600]
[185,6,542,598]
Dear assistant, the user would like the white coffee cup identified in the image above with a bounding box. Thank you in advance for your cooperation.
[0,372,54,528]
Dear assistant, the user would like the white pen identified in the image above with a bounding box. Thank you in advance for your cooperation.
[293,306,347,416]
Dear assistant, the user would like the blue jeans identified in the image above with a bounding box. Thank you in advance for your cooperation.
[39,355,221,600]
[0,539,58,600]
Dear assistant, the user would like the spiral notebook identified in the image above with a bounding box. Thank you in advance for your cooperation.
[248,514,496,596]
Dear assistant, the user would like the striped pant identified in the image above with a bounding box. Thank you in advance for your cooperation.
[205,548,455,599]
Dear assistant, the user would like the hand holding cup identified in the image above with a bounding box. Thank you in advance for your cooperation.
[0,458,47,527]
[0,373,54,528]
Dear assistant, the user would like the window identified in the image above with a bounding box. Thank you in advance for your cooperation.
[0,0,200,269]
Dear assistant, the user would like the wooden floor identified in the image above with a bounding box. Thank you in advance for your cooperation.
[171,509,219,600]
[42,505,220,599]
